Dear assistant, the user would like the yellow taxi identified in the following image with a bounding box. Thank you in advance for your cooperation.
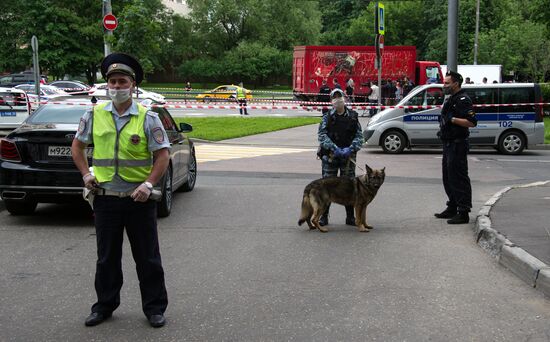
[196,85,252,102]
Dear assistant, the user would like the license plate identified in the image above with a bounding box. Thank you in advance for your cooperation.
[0,111,16,117]
[48,146,93,157]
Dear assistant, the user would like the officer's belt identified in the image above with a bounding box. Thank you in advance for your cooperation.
[95,189,134,197]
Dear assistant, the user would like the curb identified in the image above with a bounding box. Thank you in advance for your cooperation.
[474,180,550,297]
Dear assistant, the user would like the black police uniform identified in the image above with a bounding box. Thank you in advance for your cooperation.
[438,88,477,215]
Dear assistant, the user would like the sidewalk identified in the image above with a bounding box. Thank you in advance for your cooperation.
[475,181,550,297]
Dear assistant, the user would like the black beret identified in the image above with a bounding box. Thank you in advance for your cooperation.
[101,53,144,84]
[445,70,463,84]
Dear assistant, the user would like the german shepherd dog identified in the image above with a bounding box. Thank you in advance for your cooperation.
[298,164,385,232]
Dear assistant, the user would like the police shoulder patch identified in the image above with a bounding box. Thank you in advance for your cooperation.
[460,97,466,100]
[468,110,476,116]
[78,118,86,134]
[145,110,158,118]
[152,127,165,144]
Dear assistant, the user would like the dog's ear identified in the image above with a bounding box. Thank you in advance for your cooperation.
[365,164,373,174]
[381,167,386,173]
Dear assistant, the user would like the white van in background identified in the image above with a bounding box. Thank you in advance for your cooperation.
[363,83,545,154]
[0,87,31,130]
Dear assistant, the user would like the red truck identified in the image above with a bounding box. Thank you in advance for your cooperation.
[292,45,443,101]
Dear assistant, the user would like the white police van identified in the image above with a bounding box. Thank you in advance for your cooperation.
[363,83,545,154]
[0,87,31,130]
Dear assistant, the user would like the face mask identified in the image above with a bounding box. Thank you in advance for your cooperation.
[108,88,132,104]
[331,97,344,108]
[443,86,452,95]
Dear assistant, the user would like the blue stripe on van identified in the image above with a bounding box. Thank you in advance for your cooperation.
[403,112,535,122]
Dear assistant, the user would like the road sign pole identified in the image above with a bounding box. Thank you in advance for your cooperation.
[31,36,40,106]
[103,0,112,57]
[375,2,384,111]
[447,0,458,72]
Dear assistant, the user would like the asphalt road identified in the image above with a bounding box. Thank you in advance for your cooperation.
[1,124,549,341]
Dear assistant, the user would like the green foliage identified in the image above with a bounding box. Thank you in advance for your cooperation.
[174,116,320,141]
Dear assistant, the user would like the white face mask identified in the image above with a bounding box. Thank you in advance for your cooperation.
[331,97,345,108]
[108,88,132,104]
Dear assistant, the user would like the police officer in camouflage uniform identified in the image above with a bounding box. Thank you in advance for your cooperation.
[435,71,477,224]
[72,53,170,328]
[317,88,364,226]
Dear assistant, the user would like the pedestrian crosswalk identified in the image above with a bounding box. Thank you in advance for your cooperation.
[195,143,314,163]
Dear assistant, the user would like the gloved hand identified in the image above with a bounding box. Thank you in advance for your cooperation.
[342,147,352,158]
[131,182,152,202]
[332,147,344,159]
[83,173,98,190]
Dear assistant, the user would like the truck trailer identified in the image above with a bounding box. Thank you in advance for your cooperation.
[292,45,443,101]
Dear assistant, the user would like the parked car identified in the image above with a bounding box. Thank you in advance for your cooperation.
[0,98,197,217]
[0,73,47,87]
[0,87,31,130]
[14,84,70,110]
[93,83,166,103]
[50,80,93,95]
[196,85,252,102]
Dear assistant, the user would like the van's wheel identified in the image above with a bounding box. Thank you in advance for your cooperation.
[180,148,197,192]
[381,130,406,154]
[157,165,173,218]
[5,200,37,215]
[498,130,525,154]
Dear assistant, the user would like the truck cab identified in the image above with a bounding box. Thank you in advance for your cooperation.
[416,61,443,85]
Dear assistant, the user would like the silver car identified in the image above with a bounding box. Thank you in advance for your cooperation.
[364,83,545,154]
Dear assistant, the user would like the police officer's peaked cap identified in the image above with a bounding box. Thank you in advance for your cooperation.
[446,70,463,84]
[101,53,144,84]
[330,88,345,98]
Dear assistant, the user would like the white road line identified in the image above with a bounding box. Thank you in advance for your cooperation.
[497,159,550,163]
[195,144,315,163]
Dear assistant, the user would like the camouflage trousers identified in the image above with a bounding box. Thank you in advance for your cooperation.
[321,155,356,178]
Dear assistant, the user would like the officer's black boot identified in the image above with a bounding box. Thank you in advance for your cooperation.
[345,206,355,225]
[434,207,457,219]
[319,204,330,226]
[447,211,469,224]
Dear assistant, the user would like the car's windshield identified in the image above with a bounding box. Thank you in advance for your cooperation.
[27,104,90,124]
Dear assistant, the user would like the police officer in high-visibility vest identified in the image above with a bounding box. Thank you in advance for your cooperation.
[71,53,170,328]
[236,85,248,115]
[317,88,364,226]
[435,70,477,224]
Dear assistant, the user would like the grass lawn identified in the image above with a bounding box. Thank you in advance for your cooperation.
[173,116,320,141]
[545,117,550,144]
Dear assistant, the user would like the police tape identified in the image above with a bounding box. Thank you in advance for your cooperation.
[19,100,550,111]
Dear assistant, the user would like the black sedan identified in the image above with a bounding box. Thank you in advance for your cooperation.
[0,99,197,217]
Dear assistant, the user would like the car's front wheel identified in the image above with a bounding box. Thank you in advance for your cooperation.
[181,148,197,192]
[381,130,407,154]
[5,200,37,215]
[157,165,173,218]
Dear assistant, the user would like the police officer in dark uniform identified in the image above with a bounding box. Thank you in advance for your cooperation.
[317,79,331,116]
[317,88,364,226]
[435,71,477,224]
[72,53,170,328]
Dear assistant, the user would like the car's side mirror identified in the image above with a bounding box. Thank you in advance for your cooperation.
[179,122,193,133]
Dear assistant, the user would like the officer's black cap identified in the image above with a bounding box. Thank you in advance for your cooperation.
[101,53,144,85]
[445,70,463,84]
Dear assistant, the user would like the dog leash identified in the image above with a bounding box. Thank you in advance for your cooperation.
[347,157,365,172]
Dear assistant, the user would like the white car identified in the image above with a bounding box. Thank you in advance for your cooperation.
[15,84,70,110]
[0,87,31,129]
[93,83,166,103]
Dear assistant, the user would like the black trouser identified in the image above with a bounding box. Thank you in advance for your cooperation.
[442,140,472,212]
[238,99,248,115]
[91,196,168,318]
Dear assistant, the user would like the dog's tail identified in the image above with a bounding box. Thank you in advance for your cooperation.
[298,191,313,226]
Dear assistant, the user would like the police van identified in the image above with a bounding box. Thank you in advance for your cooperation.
[0,87,31,130]
[363,83,545,154]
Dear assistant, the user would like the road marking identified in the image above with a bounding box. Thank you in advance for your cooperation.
[195,144,314,163]
[496,159,550,163]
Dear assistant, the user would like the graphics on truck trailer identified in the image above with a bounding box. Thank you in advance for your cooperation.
[293,46,443,101]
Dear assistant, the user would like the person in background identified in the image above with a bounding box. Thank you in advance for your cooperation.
[236,85,248,115]
[345,77,355,102]
[185,82,192,91]
[317,79,332,116]
[333,78,342,90]
[395,81,403,103]
[402,76,415,96]
[368,81,379,116]
[482,77,488,84]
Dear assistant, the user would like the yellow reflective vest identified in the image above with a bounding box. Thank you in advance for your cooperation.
[236,87,246,100]
[92,102,152,183]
